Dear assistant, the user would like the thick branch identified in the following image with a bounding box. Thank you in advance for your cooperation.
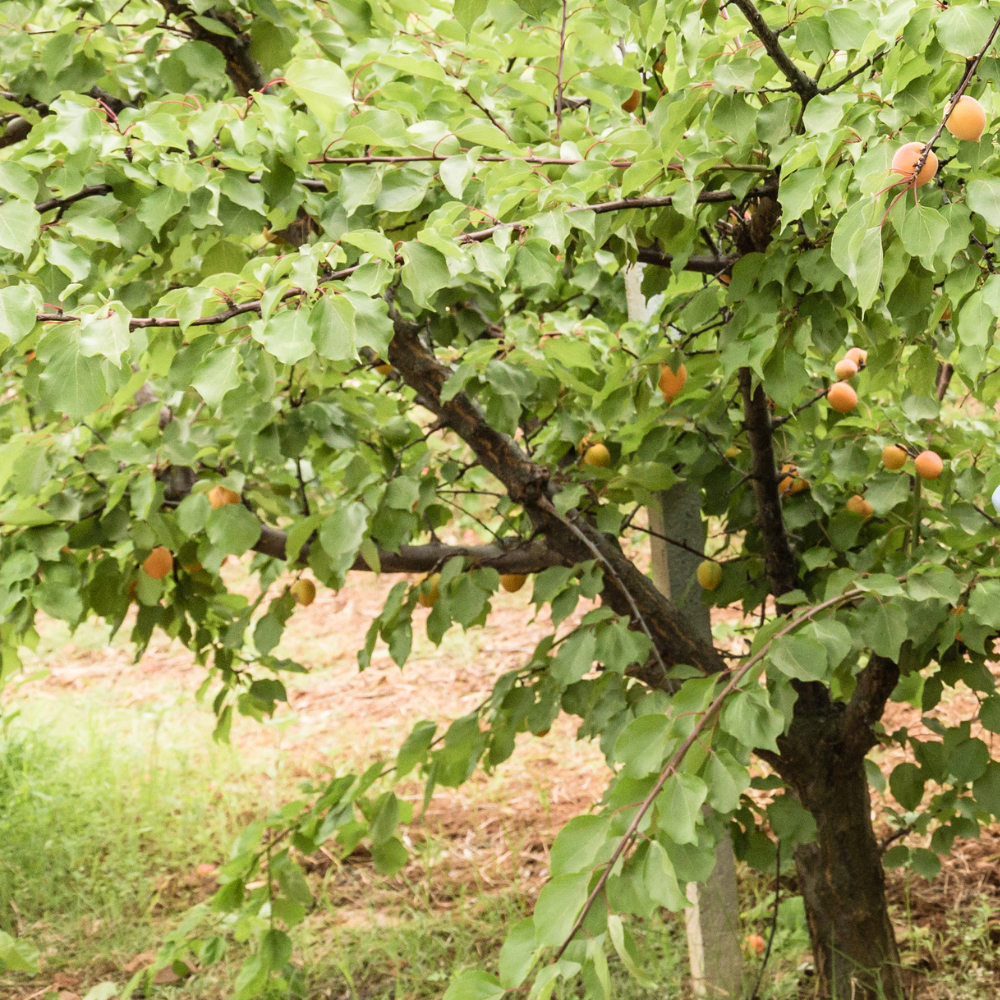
[637,248,737,274]
[729,0,819,103]
[160,0,265,96]
[842,654,900,759]
[739,367,798,600]
[386,306,727,675]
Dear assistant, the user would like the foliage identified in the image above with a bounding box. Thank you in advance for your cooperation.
[5,0,1000,994]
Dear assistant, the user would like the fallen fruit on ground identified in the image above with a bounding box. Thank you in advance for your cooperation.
[891,141,938,187]
[696,559,722,590]
[291,579,316,606]
[658,363,687,402]
[621,89,641,113]
[499,573,527,593]
[142,547,173,579]
[883,445,907,470]
[583,443,611,467]
[847,495,873,518]
[945,95,987,142]
[208,485,241,509]
[827,381,858,413]
[834,358,858,380]
[915,450,944,480]
[418,573,441,607]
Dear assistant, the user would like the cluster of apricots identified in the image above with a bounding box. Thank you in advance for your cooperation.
[891,95,988,187]
[827,347,866,414]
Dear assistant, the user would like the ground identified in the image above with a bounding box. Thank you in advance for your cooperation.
[0,556,998,1000]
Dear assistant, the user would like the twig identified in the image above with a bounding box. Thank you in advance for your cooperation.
[551,587,868,962]
[772,388,828,428]
[461,88,512,141]
[554,0,569,139]
[819,47,889,95]
[629,523,723,563]
[538,497,667,678]
[750,840,781,999]
[912,14,1000,183]
[973,503,1000,530]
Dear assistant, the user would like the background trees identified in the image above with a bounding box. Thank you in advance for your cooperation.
[3,0,1000,996]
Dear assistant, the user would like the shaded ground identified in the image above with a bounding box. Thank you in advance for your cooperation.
[0,560,998,999]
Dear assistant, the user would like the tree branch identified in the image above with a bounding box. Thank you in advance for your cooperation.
[637,248,737,274]
[385,304,728,676]
[160,0,265,96]
[739,368,798,601]
[729,0,819,103]
[842,654,900,760]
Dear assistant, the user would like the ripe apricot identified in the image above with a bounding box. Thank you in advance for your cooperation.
[891,141,938,187]
[827,382,858,414]
[834,358,858,380]
[583,443,611,467]
[621,89,641,114]
[291,579,316,606]
[375,361,392,375]
[500,573,527,593]
[143,546,173,579]
[659,363,687,402]
[746,934,767,956]
[882,445,907,471]
[696,560,722,590]
[846,494,873,518]
[778,463,809,497]
[418,573,441,608]
[209,485,241,509]
[945,95,987,142]
[844,347,867,367]
[914,450,943,480]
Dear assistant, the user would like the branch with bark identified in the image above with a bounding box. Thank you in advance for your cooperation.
[160,0,265,96]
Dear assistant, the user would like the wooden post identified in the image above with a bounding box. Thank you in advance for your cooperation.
[626,266,744,998]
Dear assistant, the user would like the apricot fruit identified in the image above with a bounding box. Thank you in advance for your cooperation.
[914,450,943,480]
[778,463,809,497]
[846,494,873,518]
[583,443,611,467]
[659,363,687,402]
[945,95,987,142]
[291,578,316,606]
[375,361,392,375]
[844,347,867,366]
[834,358,858,380]
[621,89,641,114]
[882,445,907,471]
[500,573,527,593]
[696,560,723,590]
[418,573,441,607]
[724,445,741,458]
[209,485,241,509]
[746,934,767,956]
[143,546,174,579]
[827,381,858,414]
[891,141,938,187]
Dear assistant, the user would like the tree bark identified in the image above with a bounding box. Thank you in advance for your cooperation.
[766,655,903,999]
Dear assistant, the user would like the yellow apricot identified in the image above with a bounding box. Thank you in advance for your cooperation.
[891,141,938,187]
[945,95,987,143]
[827,382,858,414]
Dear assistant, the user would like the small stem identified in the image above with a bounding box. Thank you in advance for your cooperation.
[911,475,922,554]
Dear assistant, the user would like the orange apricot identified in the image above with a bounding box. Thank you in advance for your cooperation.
[659,363,687,402]
[142,546,174,580]
[882,445,907,471]
[945,95,987,142]
[209,485,241,509]
[827,382,858,414]
[846,494,873,518]
[891,141,938,187]
[834,358,858,380]
[844,347,868,367]
[621,89,641,114]
[914,450,943,480]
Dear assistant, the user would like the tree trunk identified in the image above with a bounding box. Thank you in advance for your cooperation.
[773,681,903,1000]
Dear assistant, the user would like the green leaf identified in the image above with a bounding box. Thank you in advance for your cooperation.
[443,971,506,1000]
[967,178,1000,228]
[704,749,750,813]
[38,327,107,418]
[455,0,489,30]
[533,872,589,947]
[549,815,610,876]
[0,930,39,973]
[889,762,924,811]
[192,347,243,408]
[643,840,687,909]
[720,688,784,753]
[0,285,41,343]
[900,204,947,270]
[400,242,452,308]
[936,3,995,56]
[949,737,988,783]
[656,773,707,845]
[614,713,671,778]
[318,501,369,579]
[909,847,940,880]
[285,59,353,127]
[973,760,1000,815]
[207,504,262,556]
[861,602,908,660]
[498,917,538,988]
[769,634,829,682]
[257,309,314,365]
[0,200,40,257]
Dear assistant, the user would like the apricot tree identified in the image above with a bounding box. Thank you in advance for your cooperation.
[3,0,1000,997]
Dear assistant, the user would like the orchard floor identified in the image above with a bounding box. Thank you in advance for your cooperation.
[0,563,998,999]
